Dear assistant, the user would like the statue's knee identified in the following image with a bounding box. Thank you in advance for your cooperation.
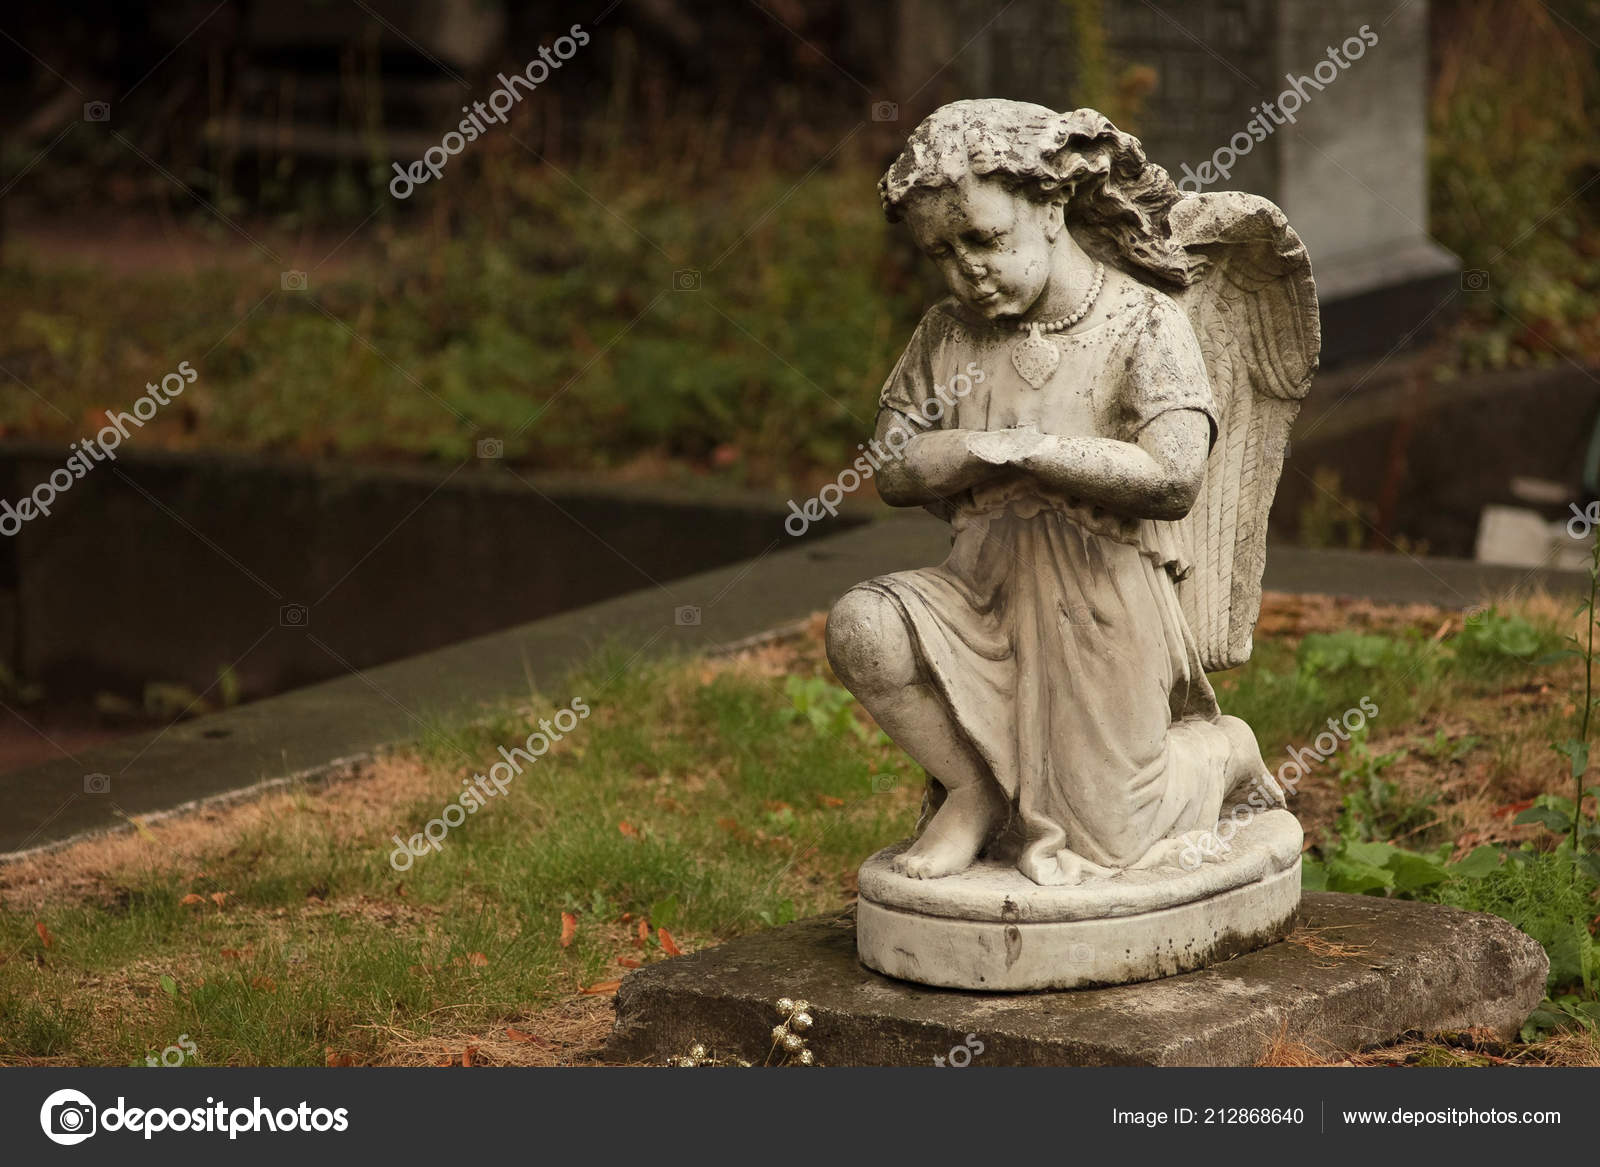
[826,586,916,693]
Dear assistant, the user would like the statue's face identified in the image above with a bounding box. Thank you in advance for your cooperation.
[902,176,1058,321]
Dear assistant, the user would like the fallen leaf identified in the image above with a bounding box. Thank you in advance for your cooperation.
[560,912,577,948]
[433,1056,454,1067]
[620,912,633,923]
[657,927,683,957]
[324,1049,354,1067]
[579,980,622,995]
[468,951,489,967]
[617,956,641,969]
[250,975,276,992]
[210,891,231,907]
[817,795,845,809]
[179,894,206,906]
[506,1027,546,1045]
[634,918,649,948]
[618,821,640,838]
[220,948,243,960]
[34,921,51,948]
[463,1045,478,1067]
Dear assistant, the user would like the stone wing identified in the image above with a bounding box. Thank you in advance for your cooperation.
[1166,191,1320,671]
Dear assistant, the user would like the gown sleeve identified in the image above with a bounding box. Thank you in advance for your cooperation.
[877,310,942,424]
[1121,293,1218,451]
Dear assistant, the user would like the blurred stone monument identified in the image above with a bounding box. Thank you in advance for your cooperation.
[891,0,1459,365]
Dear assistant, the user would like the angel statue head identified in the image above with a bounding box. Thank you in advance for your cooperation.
[879,99,1196,323]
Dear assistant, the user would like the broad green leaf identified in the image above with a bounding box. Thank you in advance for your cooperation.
[1386,849,1452,893]
[1515,806,1573,833]
[648,893,680,930]
[1325,855,1394,894]
[1448,845,1503,879]
[1552,740,1590,779]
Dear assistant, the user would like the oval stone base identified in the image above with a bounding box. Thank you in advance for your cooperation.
[856,810,1304,990]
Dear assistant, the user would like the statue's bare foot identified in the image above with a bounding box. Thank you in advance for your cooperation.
[1130,829,1228,871]
[1017,846,1118,886]
[890,780,1006,879]
[1219,715,1286,808]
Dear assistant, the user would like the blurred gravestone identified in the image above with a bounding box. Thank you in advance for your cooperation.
[890,0,1458,365]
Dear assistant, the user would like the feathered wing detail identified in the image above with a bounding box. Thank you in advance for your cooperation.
[1166,192,1320,671]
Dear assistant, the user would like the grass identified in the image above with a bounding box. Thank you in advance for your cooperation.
[0,597,1597,1067]
[0,624,924,1066]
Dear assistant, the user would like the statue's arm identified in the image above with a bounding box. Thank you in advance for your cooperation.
[872,408,1003,508]
[1012,409,1210,522]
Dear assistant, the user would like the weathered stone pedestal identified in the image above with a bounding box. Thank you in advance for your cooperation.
[606,893,1548,1066]
[857,810,1303,990]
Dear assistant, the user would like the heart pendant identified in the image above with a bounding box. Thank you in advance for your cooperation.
[1011,328,1060,389]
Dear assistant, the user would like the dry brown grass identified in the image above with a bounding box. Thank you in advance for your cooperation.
[0,754,440,915]
[354,997,616,1067]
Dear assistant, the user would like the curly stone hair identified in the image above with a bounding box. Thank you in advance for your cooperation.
[879,99,1197,288]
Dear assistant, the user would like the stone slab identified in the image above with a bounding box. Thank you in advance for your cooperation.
[606,893,1548,1066]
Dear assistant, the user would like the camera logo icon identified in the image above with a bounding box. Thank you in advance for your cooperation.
[84,773,111,794]
[281,270,308,292]
[40,1088,97,1145]
[672,269,702,291]
[476,437,504,459]
[869,773,897,794]
[674,605,701,627]
[83,102,110,122]
[279,603,310,627]
[871,100,899,122]
[1460,269,1489,292]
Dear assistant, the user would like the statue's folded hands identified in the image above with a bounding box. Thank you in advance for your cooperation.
[1011,413,1209,521]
